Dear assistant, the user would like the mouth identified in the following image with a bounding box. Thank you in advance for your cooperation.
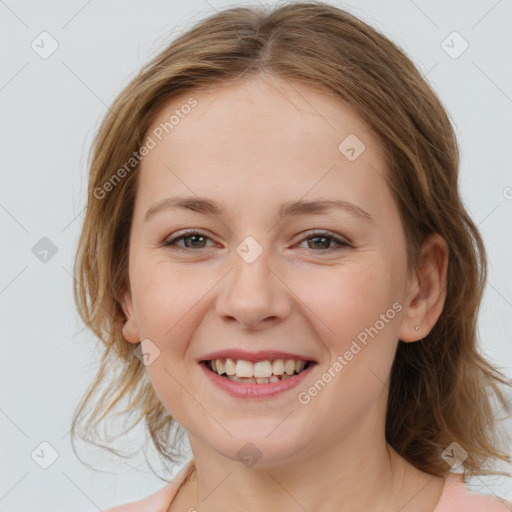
[200,357,314,384]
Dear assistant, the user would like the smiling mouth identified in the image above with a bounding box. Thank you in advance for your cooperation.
[202,358,314,384]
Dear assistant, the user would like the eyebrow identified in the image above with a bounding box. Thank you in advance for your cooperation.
[143,196,374,223]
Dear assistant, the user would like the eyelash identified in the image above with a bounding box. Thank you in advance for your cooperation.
[163,229,351,252]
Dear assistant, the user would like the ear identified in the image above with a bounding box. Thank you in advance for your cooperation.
[398,233,449,342]
[121,286,141,344]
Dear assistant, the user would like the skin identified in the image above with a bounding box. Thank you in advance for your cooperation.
[121,73,449,512]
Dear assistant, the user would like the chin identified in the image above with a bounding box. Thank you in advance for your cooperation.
[206,432,307,468]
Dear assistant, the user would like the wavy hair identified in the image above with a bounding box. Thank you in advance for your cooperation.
[71,0,512,480]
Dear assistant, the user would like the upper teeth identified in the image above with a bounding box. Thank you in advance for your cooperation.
[210,358,307,378]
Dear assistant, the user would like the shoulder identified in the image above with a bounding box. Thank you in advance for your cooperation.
[435,472,512,512]
[102,459,195,512]
[102,483,176,512]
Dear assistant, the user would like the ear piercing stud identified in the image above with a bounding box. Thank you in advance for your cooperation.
[414,324,420,331]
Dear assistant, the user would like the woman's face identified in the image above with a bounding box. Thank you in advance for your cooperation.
[122,74,421,465]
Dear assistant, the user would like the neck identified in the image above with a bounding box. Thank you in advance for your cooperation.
[175,387,444,512]
[182,433,416,511]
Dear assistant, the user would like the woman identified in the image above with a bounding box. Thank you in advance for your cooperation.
[72,2,512,510]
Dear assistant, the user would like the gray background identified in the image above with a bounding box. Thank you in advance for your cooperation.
[1,0,511,510]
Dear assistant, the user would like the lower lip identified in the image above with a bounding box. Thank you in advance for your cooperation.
[199,361,316,399]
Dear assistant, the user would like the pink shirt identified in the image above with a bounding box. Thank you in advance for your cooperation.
[104,459,512,511]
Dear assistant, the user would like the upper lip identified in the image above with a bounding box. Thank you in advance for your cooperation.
[199,349,317,363]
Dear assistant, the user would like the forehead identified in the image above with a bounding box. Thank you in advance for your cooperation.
[136,74,392,218]
[145,74,378,156]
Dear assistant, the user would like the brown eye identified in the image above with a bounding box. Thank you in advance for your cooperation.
[163,229,350,252]
[298,231,350,251]
[164,230,213,249]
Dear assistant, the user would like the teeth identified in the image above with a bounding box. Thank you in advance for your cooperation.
[224,358,236,376]
[295,360,306,373]
[253,361,272,378]
[272,359,285,375]
[207,357,310,382]
[235,359,253,378]
[284,359,296,375]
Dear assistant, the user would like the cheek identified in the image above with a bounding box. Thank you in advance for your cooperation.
[132,260,207,422]
[131,257,202,340]
[293,262,401,423]
[291,258,399,342]
[295,257,402,393]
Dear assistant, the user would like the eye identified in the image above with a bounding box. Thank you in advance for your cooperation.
[163,229,214,250]
[163,229,350,252]
[297,230,351,251]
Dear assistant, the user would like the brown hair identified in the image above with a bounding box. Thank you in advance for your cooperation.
[71,0,512,480]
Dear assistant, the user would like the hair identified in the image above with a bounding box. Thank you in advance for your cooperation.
[71,0,512,481]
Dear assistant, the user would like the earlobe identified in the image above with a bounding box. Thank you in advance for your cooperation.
[398,233,449,343]
[121,289,140,344]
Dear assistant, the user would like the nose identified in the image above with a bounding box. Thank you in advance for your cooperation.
[215,247,293,331]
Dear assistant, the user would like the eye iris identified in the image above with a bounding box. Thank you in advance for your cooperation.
[184,234,206,248]
[308,235,330,250]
